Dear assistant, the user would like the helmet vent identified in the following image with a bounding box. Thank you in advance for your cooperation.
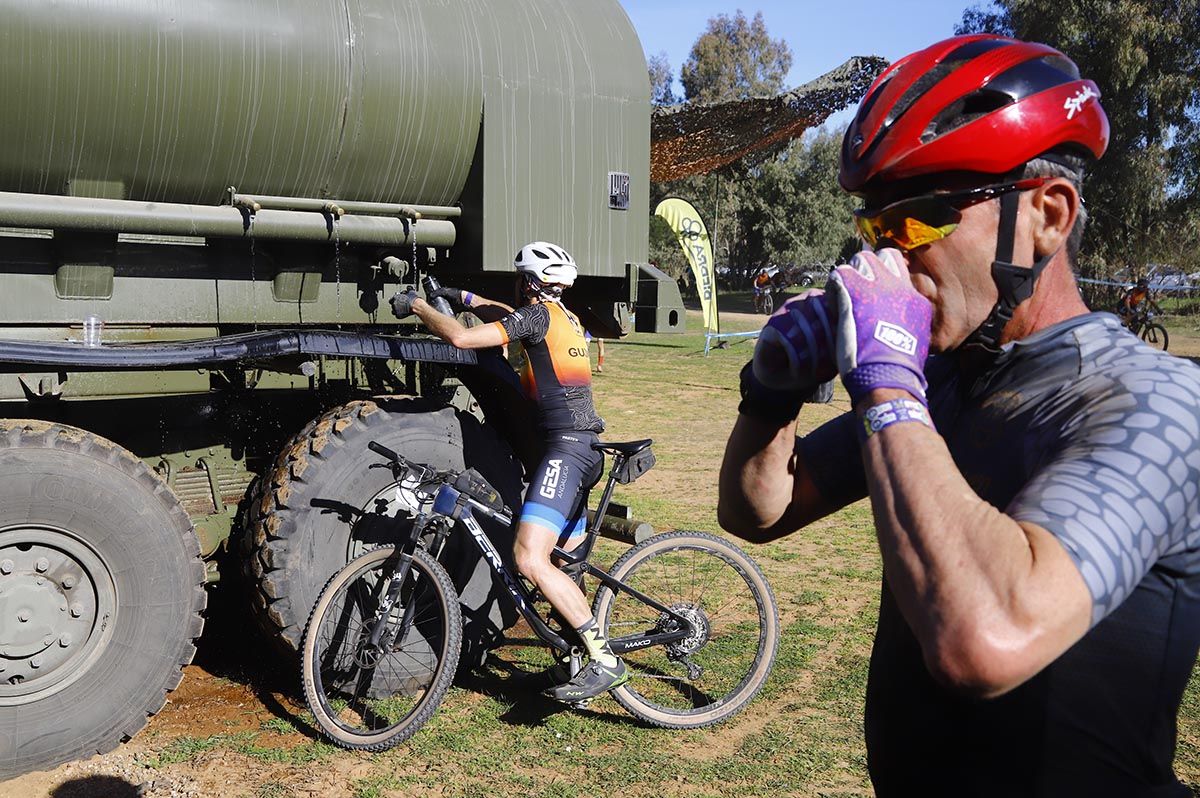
[855,75,891,126]
[943,36,1011,64]
[923,89,1012,141]
[885,62,961,132]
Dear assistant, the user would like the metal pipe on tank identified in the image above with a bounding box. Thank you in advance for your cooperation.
[0,192,455,247]
[228,192,462,219]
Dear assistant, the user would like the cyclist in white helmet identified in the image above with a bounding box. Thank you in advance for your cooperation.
[392,241,627,701]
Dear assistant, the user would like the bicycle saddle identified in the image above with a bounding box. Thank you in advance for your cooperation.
[591,438,653,456]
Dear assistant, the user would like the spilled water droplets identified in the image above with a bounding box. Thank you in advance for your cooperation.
[247,214,259,331]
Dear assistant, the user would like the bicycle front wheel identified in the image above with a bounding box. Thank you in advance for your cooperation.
[1141,323,1169,351]
[592,530,780,729]
[301,546,462,751]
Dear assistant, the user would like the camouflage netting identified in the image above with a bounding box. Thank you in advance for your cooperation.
[650,56,889,182]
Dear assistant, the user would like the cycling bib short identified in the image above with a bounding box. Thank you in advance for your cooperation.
[802,313,1200,797]
[490,300,604,434]
[520,431,603,543]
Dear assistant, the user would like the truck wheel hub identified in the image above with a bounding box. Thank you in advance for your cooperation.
[0,526,116,701]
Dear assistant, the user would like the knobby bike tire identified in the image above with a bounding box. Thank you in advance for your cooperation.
[591,530,780,729]
[1141,323,1169,351]
[301,546,462,751]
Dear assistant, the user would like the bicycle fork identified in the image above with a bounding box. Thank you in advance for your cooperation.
[365,515,444,652]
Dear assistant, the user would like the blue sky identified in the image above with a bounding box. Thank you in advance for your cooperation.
[621,0,976,125]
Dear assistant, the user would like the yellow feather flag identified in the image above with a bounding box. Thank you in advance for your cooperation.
[654,198,719,334]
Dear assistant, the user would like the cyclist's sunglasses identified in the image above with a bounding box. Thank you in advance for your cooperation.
[854,176,1050,251]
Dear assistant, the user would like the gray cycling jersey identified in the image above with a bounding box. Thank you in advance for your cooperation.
[806,312,1200,625]
[802,312,1200,796]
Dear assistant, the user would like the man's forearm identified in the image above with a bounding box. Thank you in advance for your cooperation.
[857,390,1090,694]
[412,299,468,345]
[463,292,512,322]
[719,415,797,535]
[718,413,833,541]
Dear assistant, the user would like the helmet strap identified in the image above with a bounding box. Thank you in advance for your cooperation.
[962,190,1053,352]
[520,274,563,303]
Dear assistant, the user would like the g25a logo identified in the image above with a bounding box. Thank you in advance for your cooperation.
[539,459,563,499]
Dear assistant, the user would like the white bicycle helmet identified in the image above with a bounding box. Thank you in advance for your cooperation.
[513,241,578,287]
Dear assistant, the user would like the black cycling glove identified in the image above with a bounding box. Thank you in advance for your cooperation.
[737,361,832,424]
[427,285,465,310]
[389,288,418,319]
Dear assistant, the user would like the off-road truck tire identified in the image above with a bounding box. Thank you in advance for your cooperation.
[0,420,206,779]
[242,398,522,668]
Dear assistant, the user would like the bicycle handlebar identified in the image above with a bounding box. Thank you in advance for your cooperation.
[367,440,402,463]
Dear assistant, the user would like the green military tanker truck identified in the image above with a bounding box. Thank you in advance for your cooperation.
[0,0,684,777]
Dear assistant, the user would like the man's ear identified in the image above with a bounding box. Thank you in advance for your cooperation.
[1032,179,1078,258]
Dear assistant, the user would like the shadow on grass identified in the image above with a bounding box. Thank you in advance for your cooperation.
[459,636,638,730]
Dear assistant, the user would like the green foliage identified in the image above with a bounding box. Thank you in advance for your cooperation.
[651,131,861,270]
[651,13,859,272]
[739,132,862,266]
[648,213,691,285]
[679,11,793,103]
[958,0,1200,275]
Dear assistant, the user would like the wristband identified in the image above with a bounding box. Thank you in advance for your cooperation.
[858,398,934,441]
[464,291,475,306]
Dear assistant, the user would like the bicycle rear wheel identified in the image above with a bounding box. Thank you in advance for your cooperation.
[1141,323,1169,351]
[592,530,779,729]
[301,546,461,751]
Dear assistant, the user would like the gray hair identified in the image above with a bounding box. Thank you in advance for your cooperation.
[1023,154,1088,265]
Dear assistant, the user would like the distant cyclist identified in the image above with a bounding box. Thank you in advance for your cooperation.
[391,242,628,701]
[1117,277,1161,328]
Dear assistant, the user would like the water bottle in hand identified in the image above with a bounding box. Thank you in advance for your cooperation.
[421,276,455,317]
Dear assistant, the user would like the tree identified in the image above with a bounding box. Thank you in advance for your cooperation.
[646,51,677,106]
[654,10,795,280]
[738,131,861,267]
[957,1,1200,276]
[650,129,861,280]
[679,11,792,103]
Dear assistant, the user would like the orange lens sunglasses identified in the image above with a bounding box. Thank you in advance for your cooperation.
[854,177,1049,251]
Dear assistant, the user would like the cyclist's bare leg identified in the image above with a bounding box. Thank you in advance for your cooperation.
[514,522,628,698]
[513,521,592,627]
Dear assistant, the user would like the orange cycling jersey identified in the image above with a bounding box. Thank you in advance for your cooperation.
[1121,287,1149,313]
[490,300,604,433]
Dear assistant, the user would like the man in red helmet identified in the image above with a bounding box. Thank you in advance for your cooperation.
[719,34,1200,797]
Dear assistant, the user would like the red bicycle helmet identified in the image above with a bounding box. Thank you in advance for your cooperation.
[840,34,1109,193]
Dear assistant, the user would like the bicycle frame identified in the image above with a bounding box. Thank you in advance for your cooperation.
[364,441,696,659]
[432,481,695,656]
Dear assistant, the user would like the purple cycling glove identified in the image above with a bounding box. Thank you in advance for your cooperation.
[752,290,838,394]
[827,249,933,406]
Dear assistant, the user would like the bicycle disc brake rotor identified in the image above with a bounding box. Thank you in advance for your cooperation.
[354,642,384,669]
[662,603,710,659]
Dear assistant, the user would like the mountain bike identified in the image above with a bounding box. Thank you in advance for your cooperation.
[753,285,774,315]
[1124,306,1169,351]
[300,438,780,751]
